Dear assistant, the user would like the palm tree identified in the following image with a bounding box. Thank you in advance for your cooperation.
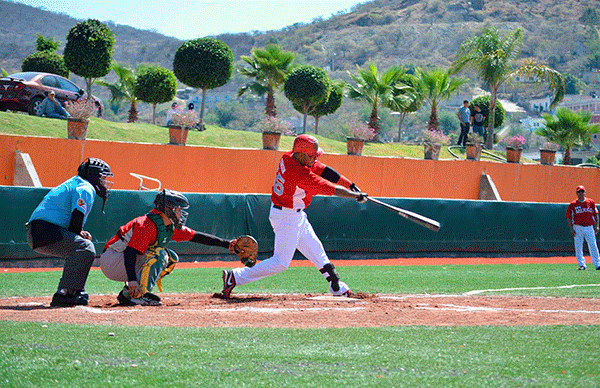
[384,73,424,142]
[346,62,408,136]
[451,26,565,149]
[537,108,600,165]
[416,67,466,132]
[237,44,295,118]
[95,62,139,122]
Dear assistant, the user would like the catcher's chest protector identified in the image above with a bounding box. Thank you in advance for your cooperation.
[147,212,174,250]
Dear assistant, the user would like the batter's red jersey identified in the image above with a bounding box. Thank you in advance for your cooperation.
[271,152,336,210]
[104,209,195,254]
[565,198,598,226]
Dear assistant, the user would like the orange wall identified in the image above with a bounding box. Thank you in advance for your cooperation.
[1,134,598,203]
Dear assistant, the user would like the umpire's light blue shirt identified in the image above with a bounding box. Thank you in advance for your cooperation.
[29,176,95,228]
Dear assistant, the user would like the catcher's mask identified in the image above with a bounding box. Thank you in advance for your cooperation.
[292,134,323,158]
[154,189,189,229]
[77,157,113,213]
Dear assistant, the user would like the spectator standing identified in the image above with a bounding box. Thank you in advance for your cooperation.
[457,100,470,146]
[470,104,485,137]
[566,185,600,270]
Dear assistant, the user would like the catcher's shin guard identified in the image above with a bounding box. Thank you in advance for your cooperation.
[138,247,170,293]
[319,263,340,292]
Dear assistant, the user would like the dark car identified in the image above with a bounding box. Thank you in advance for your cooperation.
[0,72,103,116]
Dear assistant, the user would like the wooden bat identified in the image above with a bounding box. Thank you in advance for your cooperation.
[366,196,441,232]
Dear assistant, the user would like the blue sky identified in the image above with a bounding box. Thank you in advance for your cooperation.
[15,0,366,40]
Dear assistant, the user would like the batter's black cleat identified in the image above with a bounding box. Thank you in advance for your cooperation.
[50,289,88,307]
[578,266,587,270]
[222,270,236,299]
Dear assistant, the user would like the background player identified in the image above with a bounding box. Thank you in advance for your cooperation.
[26,158,114,307]
[566,185,600,270]
[221,134,366,299]
[100,189,240,306]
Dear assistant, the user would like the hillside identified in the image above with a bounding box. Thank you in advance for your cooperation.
[0,0,598,143]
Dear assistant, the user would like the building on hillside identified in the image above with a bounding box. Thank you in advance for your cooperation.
[528,94,600,115]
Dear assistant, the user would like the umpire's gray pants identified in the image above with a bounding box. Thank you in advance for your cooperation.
[26,227,96,291]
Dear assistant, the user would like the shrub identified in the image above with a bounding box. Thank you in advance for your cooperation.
[348,121,376,141]
[502,135,526,149]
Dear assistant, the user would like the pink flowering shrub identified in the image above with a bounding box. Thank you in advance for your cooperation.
[502,135,526,149]
[422,129,450,145]
[348,121,376,141]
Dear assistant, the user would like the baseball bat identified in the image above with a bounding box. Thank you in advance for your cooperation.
[366,196,441,232]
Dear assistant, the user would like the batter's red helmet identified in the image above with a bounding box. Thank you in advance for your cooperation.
[292,134,323,157]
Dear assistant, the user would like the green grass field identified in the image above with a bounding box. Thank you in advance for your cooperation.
[1,263,599,387]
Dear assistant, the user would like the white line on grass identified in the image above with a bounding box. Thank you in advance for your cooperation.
[464,283,600,296]
[414,303,600,314]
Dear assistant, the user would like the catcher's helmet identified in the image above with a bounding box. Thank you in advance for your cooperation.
[292,134,323,157]
[77,158,113,211]
[154,189,189,229]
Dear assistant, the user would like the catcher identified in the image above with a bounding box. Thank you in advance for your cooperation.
[99,189,257,306]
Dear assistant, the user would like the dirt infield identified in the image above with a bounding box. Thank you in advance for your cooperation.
[3,256,598,328]
[2,292,600,328]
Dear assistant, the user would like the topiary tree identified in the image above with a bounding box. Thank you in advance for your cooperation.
[22,51,69,78]
[63,19,115,99]
[469,95,505,132]
[284,65,331,133]
[302,80,343,135]
[173,38,233,124]
[21,34,69,77]
[134,65,177,125]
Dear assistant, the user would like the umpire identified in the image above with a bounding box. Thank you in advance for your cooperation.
[26,158,114,307]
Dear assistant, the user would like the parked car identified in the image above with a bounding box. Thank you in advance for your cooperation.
[0,72,103,117]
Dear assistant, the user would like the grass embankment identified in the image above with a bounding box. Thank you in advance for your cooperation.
[0,111,508,161]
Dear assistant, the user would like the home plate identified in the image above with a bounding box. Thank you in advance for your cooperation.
[307,295,361,302]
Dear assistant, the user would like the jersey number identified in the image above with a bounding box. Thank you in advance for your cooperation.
[273,172,285,196]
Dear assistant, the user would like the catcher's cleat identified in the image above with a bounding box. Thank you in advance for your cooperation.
[50,289,88,307]
[117,286,162,306]
[222,270,236,299]
[578,266,587,270]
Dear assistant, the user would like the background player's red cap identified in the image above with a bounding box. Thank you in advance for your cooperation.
[576,185,586,192]
[292,134,323,157]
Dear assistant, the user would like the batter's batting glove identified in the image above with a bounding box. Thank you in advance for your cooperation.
[349,183,361,192]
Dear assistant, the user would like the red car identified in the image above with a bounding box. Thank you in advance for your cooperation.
[0,72,103,116]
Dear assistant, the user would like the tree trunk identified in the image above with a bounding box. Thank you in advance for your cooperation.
[563,147,571,165]
[200,88,207,124]
[302,111,308,134]
[428,103,438,131]
[152,103,156,125]
[85,77,93,101]
[369,105,379,136]
[265,90,276,118]
[128,101,138,123]
[486,88,497,150]
[314,116,320,135]
[397,112,407,142]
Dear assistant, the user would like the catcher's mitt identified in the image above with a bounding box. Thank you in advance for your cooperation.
[233,235,258,267]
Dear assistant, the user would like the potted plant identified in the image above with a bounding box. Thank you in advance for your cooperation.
[347,121,375,156]
[540,141,559,165]
[502,135,526,163]
[465,132,484,161]
[64,99,97,140]
[422,129,450,160]
[169,110,198,145]
[255,116,293,150]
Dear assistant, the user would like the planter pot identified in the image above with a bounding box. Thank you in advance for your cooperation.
[506,147,522,163]
[67,118,89,140]
[540,149,556,165]
[465,143,482,161]
[347,137,365,156]
[169,125,189,145]
[423,142,442,160]
[262,131,281,150]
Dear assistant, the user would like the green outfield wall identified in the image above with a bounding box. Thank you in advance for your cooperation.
[0,186,573,263]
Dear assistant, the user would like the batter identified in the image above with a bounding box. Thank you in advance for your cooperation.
[221,134,367,298]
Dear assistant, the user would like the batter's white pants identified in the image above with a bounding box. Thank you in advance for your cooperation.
[232,205,349,294]
[573,224,600,269]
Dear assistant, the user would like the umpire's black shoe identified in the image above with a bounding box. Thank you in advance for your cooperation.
[50,290,88,307]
